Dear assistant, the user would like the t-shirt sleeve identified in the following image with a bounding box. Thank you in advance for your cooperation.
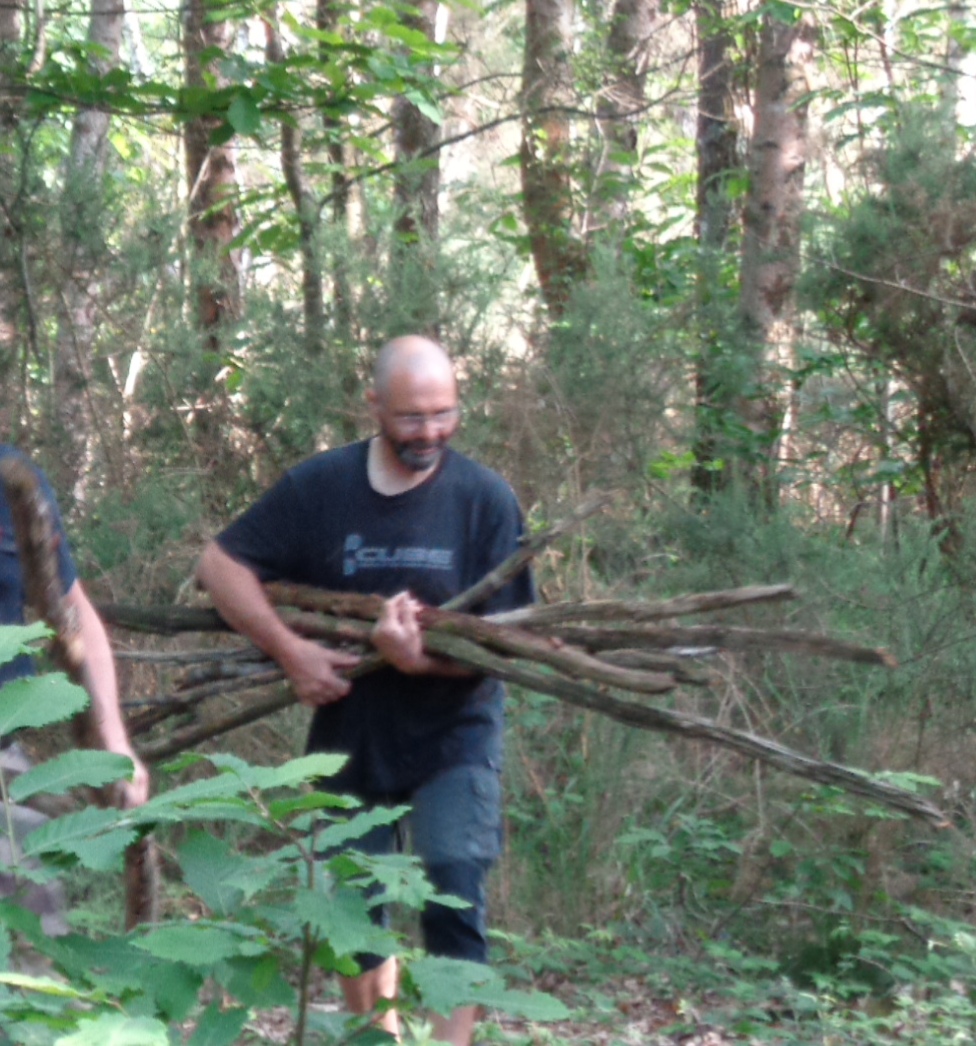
[215,473,308,582]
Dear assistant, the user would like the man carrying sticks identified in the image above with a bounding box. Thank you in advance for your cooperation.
[196,334,535,1046]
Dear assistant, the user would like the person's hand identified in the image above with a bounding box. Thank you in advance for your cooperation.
[105,751,150,809]
[371,591,429,674]
[118,753,151,809]
[280,636,360,706]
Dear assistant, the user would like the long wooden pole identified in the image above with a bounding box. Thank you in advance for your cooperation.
[0,458,159,930]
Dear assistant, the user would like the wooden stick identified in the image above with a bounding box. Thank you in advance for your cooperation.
[416,631,946,827]
[134,607,946,825]
[0,458,85,677]
[444,488,615,612]
[551,623,897,667]
[420,605,675,694]
[0,458,159,930]
[489,583,796,626]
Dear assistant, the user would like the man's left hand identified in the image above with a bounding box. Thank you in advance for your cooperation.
[116,752,151,808]
[371,591,429,674]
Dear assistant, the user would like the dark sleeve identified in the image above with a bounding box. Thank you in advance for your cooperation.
[215,472,308,582]
[471,481,536,616]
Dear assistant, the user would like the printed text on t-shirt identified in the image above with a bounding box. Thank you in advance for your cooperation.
[343,534,455,576]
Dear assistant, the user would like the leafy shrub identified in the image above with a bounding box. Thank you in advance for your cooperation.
[0,624,567,1044]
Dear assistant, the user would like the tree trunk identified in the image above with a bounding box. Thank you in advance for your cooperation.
[390,0,441,335]
[691,0,739,495]
[318,0,361,444]
[265,17,324,359]
[0,0,24,443]
[586,0,657,234]
[520,0,585,317]
[53,0,125,504]
[735,10,815,504]
[183,0,241,335]
[183,0,242,477]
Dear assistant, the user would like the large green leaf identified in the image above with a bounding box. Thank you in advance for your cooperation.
[0,971,92,1000]
[215,954,295,1010]
[134,924,267,966]
[316,804,407,850]
[0,673,89,734]
[47,934,201,1020]
[0,622,50,667]
[56,1013,170,1045]
[293,884,392,958]
[9,750,134,802]
[21,807,135,870]
[178,830,248,915]
[207,751,348,789]
[186,1001,249,1046]
[405,957,570,1020]
[226,91,262,135]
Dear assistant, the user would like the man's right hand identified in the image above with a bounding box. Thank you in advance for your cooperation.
[279,636,360,706]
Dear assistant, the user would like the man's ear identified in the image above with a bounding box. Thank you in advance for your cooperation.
[365,387,379,420]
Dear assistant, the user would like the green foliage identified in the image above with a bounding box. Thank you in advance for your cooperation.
[0,644,568,1043]
[800,102,976,489]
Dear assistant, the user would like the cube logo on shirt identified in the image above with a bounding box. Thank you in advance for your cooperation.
[343,533,454,577]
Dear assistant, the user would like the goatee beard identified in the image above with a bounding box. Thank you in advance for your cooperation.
[394,440,445,472]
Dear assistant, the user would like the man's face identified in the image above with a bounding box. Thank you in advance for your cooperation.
[373,375,460,473]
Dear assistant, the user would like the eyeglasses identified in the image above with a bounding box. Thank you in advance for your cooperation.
[391,408,459,432]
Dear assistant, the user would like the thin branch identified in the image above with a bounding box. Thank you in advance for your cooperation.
[489,583,796,626]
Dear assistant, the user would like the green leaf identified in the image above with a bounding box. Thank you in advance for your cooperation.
[0,622,50,667]
[0,673,89,734]
[216,954,295,1010]
[293,884,391,957]
[55,1013,170,1045]
[178,830,246,915]
[402,89,442,124]
[406,957,570,1019]
[10,751,134,802]
[134,924,266,966]
[226,91,262,135]
[317,804,406,850]
[208,751,348,789]
[268,789,355,821]
[0,971,92,999]
[187,1001,249,1046]
[21,807,137,871]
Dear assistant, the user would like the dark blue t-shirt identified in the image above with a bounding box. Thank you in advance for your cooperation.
[0,446,77,687]
[217,441,535,797]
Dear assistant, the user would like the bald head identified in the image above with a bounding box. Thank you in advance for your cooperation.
[368,335,461,477]
[372,336,456,399]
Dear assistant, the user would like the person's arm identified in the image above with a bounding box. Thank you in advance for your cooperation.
[196,541,360,705]
[65,581,150,809]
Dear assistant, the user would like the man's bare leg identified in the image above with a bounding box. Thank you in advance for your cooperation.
[341,957,400,1038]
[431,1003,478,1046]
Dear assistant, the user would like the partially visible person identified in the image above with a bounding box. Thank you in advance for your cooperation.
[196,335,535,1046]
[0,444,149,809]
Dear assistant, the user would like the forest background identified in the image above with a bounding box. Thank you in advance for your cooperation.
[4,0,976,1040]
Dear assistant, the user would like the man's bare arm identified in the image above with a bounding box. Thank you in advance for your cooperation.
[66,581,150,808]
[195,541,360,705]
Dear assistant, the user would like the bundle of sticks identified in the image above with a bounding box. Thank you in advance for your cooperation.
[100,499,945,827]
